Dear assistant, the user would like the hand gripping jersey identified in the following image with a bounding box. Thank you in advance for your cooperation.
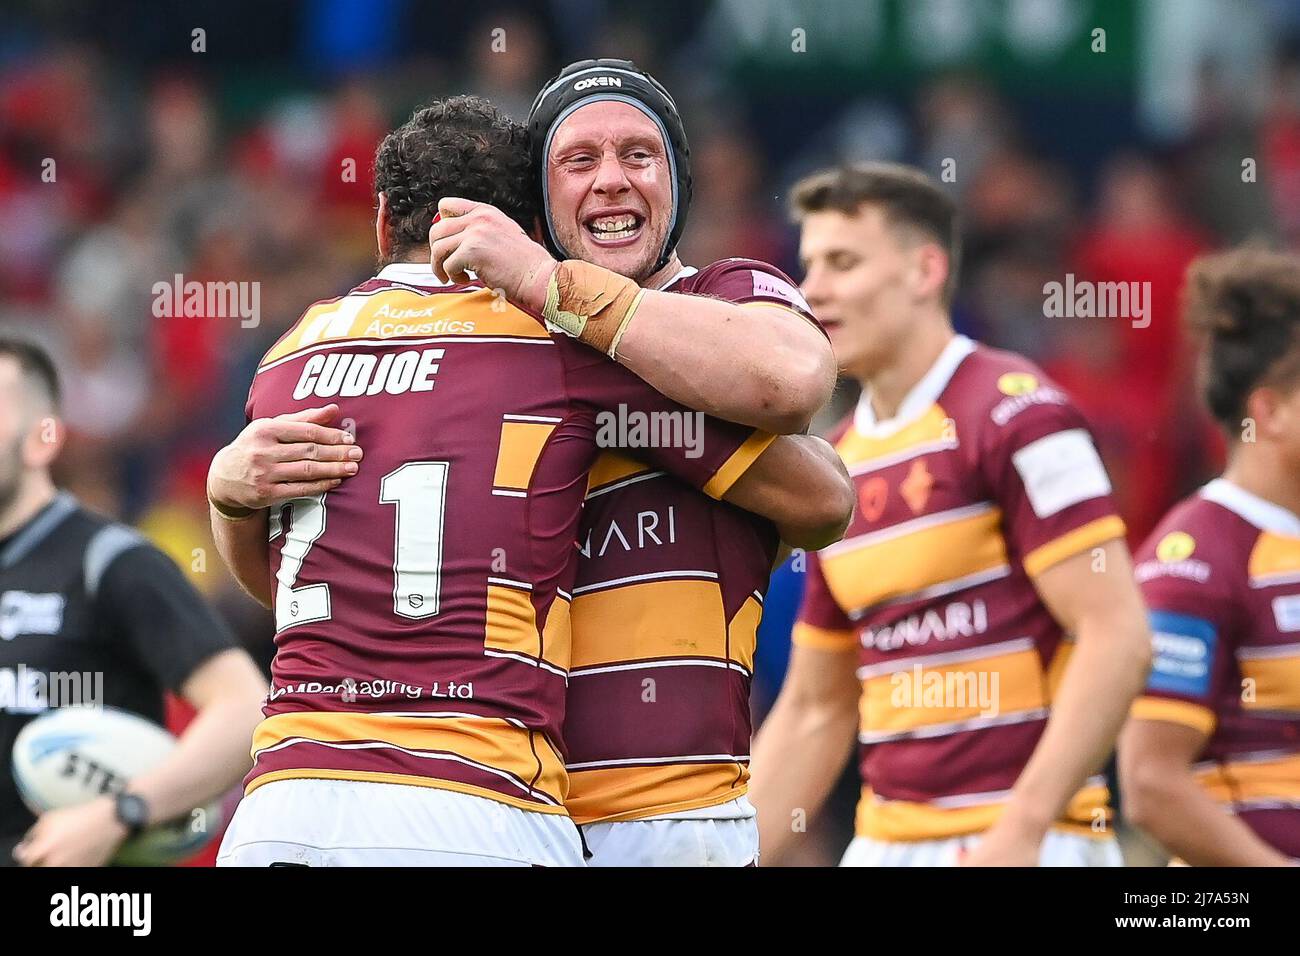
[1132,478,1300,858]
[795,335,1126,842]
[242,263,771,815]
[563,259,815,824]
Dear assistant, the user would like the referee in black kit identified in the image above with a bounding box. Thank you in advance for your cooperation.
[0,337,267,866]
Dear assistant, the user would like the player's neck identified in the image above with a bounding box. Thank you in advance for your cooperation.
[859,317,955,422]
[1223,446,1300,522]
[388,253,432,268]
[0,474,57,541]
[643,253,685,291]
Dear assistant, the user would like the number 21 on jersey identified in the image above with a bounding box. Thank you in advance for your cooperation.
[269,461,449,632]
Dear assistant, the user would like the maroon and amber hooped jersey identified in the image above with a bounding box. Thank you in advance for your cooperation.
[1132,479,1300,858]
[242,263,771,815]
[795,335,1126,842]
[563,260,814,824]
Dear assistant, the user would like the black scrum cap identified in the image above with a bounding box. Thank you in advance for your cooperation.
[528,58,692,274]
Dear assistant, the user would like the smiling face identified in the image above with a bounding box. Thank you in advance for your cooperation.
[545,100,675,282]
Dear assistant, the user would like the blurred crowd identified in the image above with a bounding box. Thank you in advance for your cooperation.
[4,0,1300,863]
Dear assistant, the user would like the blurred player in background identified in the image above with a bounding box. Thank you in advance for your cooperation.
[208,96,851,866]
[1119,248,1300,865]
[0,338,267,866]
[749,163,1152,866]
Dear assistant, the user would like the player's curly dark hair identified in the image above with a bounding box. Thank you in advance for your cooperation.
[372,95,537,262]
[1183,246,1300,432]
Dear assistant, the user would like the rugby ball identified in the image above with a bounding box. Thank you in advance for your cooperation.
[12,706,222,866]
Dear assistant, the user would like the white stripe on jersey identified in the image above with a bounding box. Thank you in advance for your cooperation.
[858,707,1049,745]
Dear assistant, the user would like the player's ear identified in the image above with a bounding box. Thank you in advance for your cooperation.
[23,412,64,471]
[1245,386,1283,443]
[375,192,392,260]
[913,243,949,305]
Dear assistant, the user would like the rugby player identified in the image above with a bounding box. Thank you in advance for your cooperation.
[208,97,852,866]
[1119,247,1300,865]
[748,163,1153,866]
[0,338,267,867]
[219,62,850,866]
[424,59,842,865]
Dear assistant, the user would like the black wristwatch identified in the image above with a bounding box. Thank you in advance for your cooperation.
[114,792,150,837]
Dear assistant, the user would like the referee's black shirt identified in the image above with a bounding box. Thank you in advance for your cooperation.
[0,493,236,862]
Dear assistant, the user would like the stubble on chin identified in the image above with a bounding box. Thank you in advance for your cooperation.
[557,225,663,284]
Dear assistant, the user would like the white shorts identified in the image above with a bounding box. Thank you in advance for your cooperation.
[216,778,585,867]
[839,828,1123,867]
[581,797,760,867]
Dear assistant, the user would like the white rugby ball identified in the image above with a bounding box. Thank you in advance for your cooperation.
[12,706,222,865]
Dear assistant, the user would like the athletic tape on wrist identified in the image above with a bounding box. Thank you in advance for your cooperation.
[208,494,256,521]
[541,260,645,358]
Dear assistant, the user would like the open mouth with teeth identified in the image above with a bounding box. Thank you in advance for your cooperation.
[583,212,645,246]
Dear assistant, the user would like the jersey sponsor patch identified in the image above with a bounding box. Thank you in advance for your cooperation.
[749,270,811,313]
[0,592,65,642]
[1011,428,1112,518]
[1147,609,1216,697]
[989,385,1067,426]
[1135,557,1211,584]
[996,372,1038,396]
[1271,594,1300,633]
[1156,531,1197,562]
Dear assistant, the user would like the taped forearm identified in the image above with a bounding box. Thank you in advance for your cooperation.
[542,259,646,357]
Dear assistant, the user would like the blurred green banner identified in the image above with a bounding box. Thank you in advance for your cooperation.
[712,0,1137,92]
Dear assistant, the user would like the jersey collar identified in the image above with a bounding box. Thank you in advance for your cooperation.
[653,264,697,290]
[1,492,79,569]
[854,334,976,438]
[1201,478,1300,537]
[376,262,458,287]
